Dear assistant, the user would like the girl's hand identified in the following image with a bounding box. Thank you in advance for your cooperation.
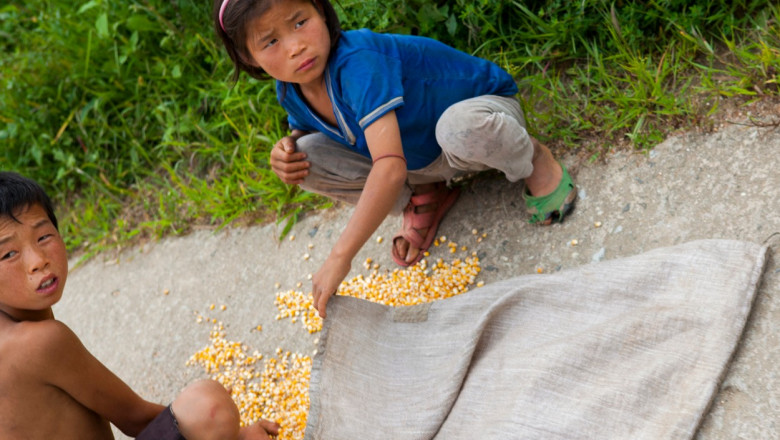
[238,419,280,439]
[270,135,310,185]
[312,254,352,318]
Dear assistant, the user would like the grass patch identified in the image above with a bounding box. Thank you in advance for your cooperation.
[1,0,778,257]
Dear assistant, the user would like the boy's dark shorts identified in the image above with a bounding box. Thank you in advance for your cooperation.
[136,405,186,440]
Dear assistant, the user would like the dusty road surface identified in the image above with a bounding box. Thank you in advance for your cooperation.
[56,111,779,439]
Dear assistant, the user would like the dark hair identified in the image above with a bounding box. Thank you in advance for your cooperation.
[214,0,342,82]
[0,172,59,231]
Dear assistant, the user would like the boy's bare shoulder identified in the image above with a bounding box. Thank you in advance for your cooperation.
[0,318,84,391]
[1,318,79,363]
[0,319,114,439]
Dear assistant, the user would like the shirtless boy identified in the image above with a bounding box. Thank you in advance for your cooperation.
[0,171,278,439]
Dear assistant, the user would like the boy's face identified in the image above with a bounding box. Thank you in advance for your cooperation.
[0,204,67,321]
[245,0,331,91]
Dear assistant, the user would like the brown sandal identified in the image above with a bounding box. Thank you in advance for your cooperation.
[391,183,461,267]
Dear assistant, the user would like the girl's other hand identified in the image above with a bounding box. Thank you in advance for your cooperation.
[270,136,310,185]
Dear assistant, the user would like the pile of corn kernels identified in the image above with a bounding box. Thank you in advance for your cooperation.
[188,233,485,439]
[187,323,312,438]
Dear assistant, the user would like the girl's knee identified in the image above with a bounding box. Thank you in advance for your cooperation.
[172,379,240,440]
[436,96,529,157]
[294,133,321,155]
[436,102,500,157]
[295,132,345,161]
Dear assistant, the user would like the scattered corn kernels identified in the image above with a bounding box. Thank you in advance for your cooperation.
[274,290,323,333]
[335,253,481,308]
[274,248,483,333]
[187,322,311,439]
[191,229,489,438]
[376,236,384,244]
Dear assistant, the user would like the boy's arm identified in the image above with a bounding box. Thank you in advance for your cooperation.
[26,319,164,436]
[311,110,407,318]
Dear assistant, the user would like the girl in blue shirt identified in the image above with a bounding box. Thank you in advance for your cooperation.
[214,0,576,318]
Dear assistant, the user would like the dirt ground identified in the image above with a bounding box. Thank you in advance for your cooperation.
[55,103,779,439]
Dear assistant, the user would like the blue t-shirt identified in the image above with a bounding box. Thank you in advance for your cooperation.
[276,29,519,170]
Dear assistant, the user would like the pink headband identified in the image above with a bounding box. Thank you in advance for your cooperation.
[218,0,231,31]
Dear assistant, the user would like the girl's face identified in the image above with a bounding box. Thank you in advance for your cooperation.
[245,0,331,90]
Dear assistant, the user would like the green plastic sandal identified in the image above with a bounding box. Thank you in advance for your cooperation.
[523,164,577,224]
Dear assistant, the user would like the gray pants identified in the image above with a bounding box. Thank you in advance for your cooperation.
[296,95,534,215]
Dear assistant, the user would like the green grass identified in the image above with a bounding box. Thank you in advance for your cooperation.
[1,0,779,259]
